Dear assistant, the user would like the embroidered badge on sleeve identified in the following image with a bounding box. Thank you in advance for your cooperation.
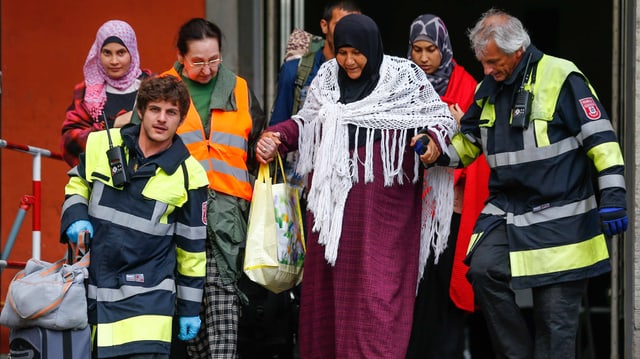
[579,97,601,120]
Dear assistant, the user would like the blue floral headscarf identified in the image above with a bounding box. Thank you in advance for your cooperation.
[408,14,453,95]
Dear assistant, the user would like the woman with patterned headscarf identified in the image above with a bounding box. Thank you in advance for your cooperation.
[405,14,491,359]
[61,20,152,167]
[257,13,456,359]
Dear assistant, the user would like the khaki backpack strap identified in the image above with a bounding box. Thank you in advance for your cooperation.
[293,49,320,114]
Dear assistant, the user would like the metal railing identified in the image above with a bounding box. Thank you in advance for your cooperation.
[0,139,63,262]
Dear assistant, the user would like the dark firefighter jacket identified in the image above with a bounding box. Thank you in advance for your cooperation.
[60,125,208,357]
[444,45,626,289]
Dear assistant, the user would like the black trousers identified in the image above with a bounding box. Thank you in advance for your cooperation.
[405,213,466,359]
[466,223,587,359]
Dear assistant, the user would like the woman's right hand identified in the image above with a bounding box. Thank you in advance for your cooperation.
[256,131,281,164]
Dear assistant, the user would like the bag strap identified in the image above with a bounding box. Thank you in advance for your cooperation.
[292,49,319,114]
[273,153,286,184]
[257,153,286,185]
[257,161,272,184]
[7,256,76,320]
[67,230,91,264]
[9,279,75,320]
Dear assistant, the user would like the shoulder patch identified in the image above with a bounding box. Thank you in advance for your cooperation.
[579,97,601,120]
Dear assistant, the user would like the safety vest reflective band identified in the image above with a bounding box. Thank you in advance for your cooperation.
[61,192,88,213]
[88,279,203,304]
[450,132,482,167]
[478,197,609,280]
[474,55,589,127]
[164,68,253,201]
[510,234,609,278]
[89,182,176,234]
[484,136,579,168]
[588,142,625,172]
[466,232,482,255]
[528,55,595,121]
[96,315,172,347]
[176,246,206,278]
[177,284,204,303]
[510,196,595,226]
[88,279,175,302]
[598,174,626,191]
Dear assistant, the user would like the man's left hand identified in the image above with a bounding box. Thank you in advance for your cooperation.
[178,316,201,341]
[410,134,440,165]
[599,207,628,236]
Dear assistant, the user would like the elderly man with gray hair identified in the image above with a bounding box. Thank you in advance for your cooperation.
[418,8,628,359]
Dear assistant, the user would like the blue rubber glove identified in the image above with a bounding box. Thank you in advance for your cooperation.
[65,220,94,244]
[599,207,628,236]
[178,316,201,341]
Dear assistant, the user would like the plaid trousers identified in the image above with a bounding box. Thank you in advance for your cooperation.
[186,248,239,359]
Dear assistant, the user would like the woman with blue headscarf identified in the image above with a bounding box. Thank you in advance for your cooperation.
[405,14,490,359]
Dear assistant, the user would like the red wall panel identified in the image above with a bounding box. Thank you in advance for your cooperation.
[0,0,205,352]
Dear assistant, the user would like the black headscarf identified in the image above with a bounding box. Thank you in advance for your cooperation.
[334,14,384,104]
[102,35,127,49]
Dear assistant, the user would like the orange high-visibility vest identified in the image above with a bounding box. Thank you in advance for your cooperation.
[164,68,253,201]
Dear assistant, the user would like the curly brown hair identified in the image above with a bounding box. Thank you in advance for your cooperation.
[136,75,190,121]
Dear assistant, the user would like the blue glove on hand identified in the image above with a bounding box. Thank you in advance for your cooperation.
[65,220,94,244]
[178,316,201,341]
[599,207,628,236]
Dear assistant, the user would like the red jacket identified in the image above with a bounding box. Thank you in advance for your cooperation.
[60,69,153,167]
[441,63,490,313]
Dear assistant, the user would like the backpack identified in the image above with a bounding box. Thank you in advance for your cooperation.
[283,28,325,114]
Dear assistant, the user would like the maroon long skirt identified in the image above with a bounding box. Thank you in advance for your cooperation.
[298,144,422,359]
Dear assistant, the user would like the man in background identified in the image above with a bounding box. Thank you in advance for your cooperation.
[270,0,362,124]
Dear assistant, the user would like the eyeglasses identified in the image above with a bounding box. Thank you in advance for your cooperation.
[189,58,223,70]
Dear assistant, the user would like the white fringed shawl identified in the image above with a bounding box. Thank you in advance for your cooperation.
[292,55,457,282]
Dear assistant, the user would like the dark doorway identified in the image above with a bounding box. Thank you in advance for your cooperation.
[305,0,613,113]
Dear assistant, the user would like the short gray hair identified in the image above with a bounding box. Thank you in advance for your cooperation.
[468,8,531,58]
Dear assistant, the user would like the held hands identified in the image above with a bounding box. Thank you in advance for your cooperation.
[410,134,440,165]
[65,220,94,244]
[178,316,201,341]
[599,207,628,236]
[256,131,281,164]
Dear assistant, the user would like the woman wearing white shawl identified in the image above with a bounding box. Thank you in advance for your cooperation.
[256,14,456,358]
